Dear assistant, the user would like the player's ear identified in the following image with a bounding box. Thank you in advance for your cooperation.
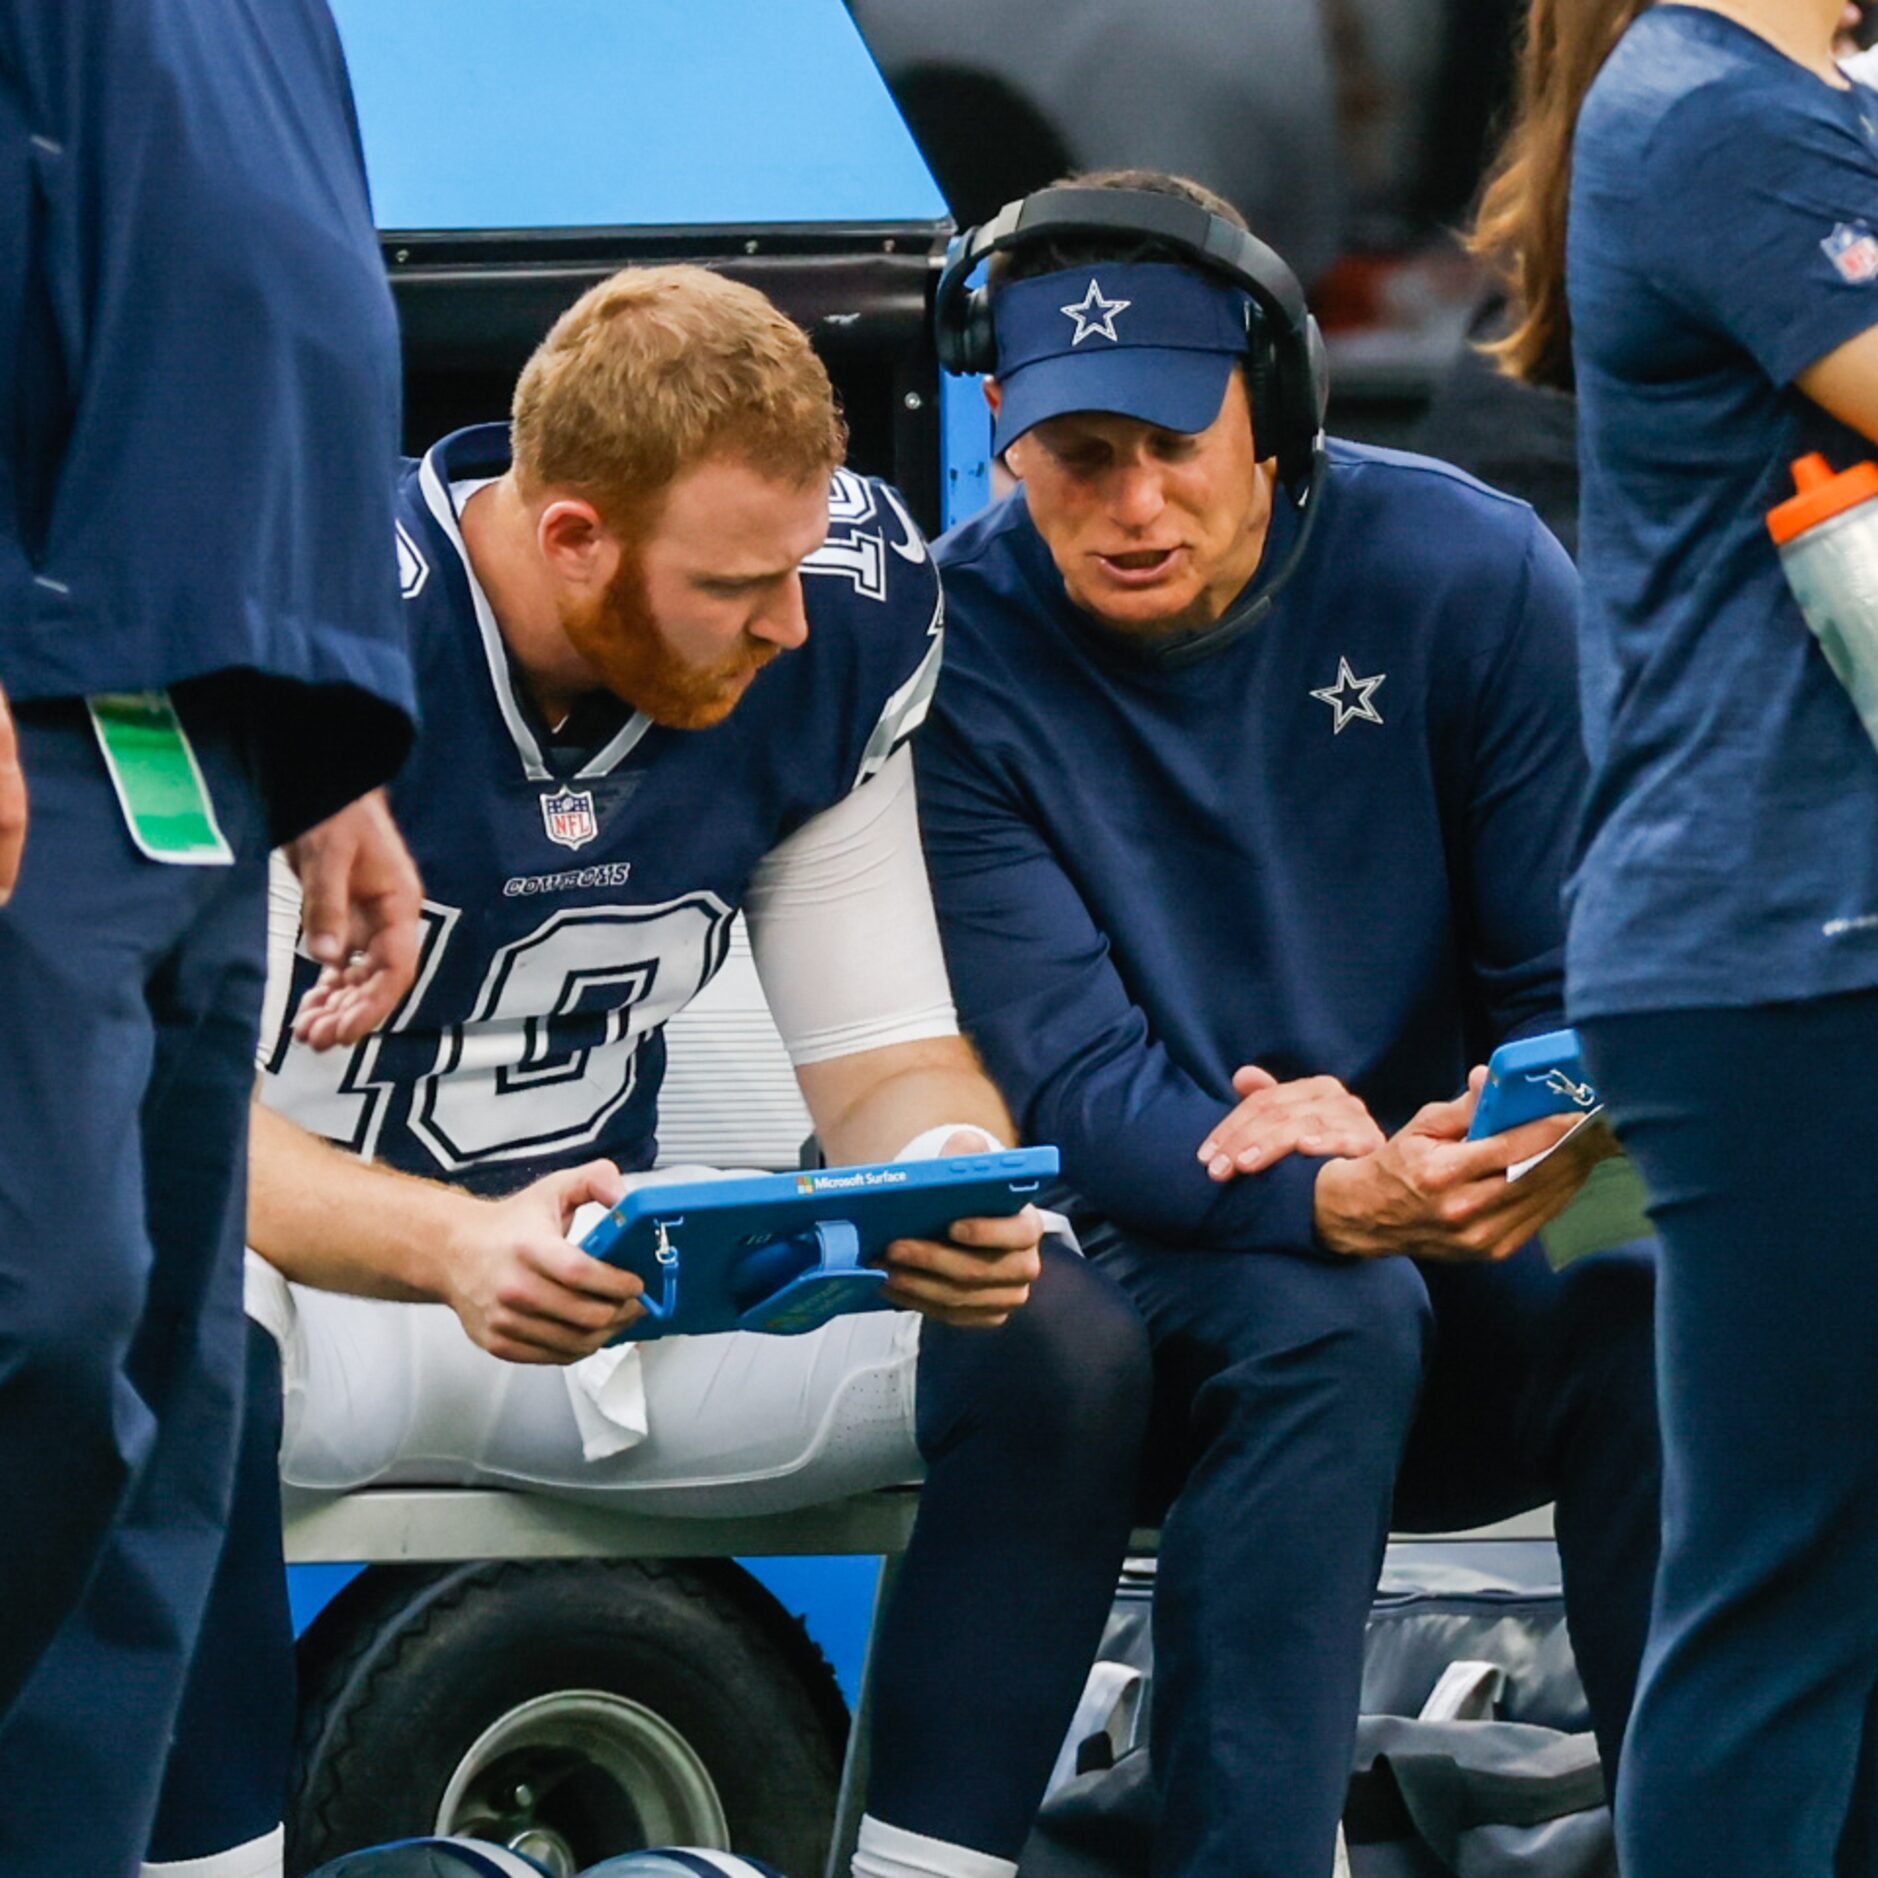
[983,379,1002,417]
[537,497,619,590]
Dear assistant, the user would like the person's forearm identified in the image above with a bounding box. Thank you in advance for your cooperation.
[807,1043,1016,1165]
[247,1099,471,1301]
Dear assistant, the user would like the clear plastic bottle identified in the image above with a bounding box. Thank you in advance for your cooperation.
[1768,452,1878,755]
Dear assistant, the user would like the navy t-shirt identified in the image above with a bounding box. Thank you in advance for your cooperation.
[1567,6,1878,1016]
[0,0,415,829]
[921,444,1581,1256]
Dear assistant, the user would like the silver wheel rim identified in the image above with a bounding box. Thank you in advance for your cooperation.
[435,1688,730,1874]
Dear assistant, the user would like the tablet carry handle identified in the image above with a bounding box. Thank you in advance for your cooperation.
[734,1217,891,1335]
[809,1218,862,1274]
[625,1214,890,1337]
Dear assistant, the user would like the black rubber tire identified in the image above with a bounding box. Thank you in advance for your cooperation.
[288,1557,847,1877]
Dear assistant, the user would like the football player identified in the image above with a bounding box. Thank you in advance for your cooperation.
[145,267,1148,1878]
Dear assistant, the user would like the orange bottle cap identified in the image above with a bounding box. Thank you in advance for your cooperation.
[1768,453,1878,545]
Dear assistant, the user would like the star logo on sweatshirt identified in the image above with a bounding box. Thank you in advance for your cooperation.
[1310,657,1386,734]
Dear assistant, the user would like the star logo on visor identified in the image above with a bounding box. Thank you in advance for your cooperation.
[1061,278,1133,345]
[1310,657,1387,734]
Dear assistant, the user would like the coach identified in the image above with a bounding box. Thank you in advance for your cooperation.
[0,6,417,1873]
[916,172,1661,1877]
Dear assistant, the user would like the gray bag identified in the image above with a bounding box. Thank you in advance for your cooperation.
[1020,1545,1613,1878]
[1344,1660,1613,1878]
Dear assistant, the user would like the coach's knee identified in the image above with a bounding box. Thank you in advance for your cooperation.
[984,1242,1153,1457]
[1200,1251,1432,1448]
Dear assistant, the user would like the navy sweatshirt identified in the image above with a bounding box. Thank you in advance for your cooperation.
[919,440,1582,1255]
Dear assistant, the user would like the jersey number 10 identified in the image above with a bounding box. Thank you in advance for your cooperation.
[265,894,735,1173]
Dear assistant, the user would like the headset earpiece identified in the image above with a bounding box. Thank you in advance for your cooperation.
[933,222,1001,376]
[934,282,996,377]
[1260,309,1330,489]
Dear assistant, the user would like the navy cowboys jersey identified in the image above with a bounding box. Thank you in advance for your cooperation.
[260,424,943,1193]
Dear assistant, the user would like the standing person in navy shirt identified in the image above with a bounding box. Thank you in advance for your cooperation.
[0,6,419,1875]
[918,170,1662,1878]
[1474,3,1878,1871]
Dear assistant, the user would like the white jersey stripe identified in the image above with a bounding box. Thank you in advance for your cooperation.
[418,449,552,781]
[577,710,655,777]
[854,618,943,788]
[417,449,656,783]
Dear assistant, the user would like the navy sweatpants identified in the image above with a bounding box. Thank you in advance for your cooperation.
[1583,992,1878,1878]
[146,1324,295,1867]
[873,1241,1152,1858]
[1092,1228,1661,1878]
[0,688,270,1876]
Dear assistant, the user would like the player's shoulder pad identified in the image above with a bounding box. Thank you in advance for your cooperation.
[801,469,943,644]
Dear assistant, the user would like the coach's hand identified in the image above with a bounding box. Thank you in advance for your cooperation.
[879,1130,1044,1328]
[0,680,24,903]
[1198,1065,1387,1182]
[286,790,425,1049]
[1314,1067,1612,1263]
[441,1160,646,1364]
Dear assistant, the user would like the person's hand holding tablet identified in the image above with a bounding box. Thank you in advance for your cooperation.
[875,1129,1045,1328]
[1191,1031,1616,1261]
[443,1160,647,1364]
[1313,1068,1613,1264]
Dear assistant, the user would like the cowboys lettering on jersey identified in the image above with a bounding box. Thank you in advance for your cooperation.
[261,424,942,1192]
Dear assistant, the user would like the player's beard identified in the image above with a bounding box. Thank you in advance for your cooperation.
[562,551,780,730]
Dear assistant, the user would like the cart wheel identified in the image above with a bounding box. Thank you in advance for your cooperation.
[290,1558,845,1877]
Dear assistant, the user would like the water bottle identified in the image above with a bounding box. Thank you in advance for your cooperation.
[1768,452,1878,755]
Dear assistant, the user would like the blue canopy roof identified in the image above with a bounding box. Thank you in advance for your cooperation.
[330,0,946,232]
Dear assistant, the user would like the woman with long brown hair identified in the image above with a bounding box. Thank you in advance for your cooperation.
[1474,2,1878,1871]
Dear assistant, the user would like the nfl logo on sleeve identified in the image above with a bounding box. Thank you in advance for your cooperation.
[541,787,599,850]
[1823,222,1878,285]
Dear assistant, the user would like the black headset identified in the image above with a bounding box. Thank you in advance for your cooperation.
[933,186,1332,667]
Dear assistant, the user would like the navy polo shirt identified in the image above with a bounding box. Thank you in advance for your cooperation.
[0,0,415,831]
[920,444,1582,1255]
[1567,6,1878,1016]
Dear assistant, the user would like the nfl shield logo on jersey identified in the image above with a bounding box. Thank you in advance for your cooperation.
[541,787,599,850]
[1824,222,1878,285]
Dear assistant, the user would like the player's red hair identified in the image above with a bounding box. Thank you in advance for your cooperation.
[512,265,847,525]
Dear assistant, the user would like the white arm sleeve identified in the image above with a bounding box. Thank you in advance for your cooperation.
[744,744,960,1066]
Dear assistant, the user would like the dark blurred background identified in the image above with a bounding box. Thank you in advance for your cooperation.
[844,0,1873,547]
[844,0,1530,444]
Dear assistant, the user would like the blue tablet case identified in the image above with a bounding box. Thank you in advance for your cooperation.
[580,1147,1060,1340]
[1467,1028,1600,1140]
